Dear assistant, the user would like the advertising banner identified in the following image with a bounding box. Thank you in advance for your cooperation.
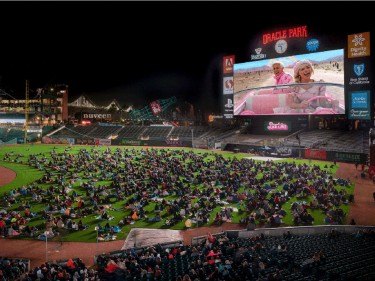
[117,139,145,146]
[223,77,234,95]
[113,139,190,147]
[150,100,162,115]
[329,151,366,163]
[82,113,112,120]
[75,138,95,145]
[223,55,235,74]
[348,62,370,86]
[348,90,371,120]
[264,121,291,132]
[223,96,234,119]
[94,138,111,146]
[42,137,75,145]
[223,55,235,119]
[304,149,327,160]
[348,32,370,58]
[346,31,371,120]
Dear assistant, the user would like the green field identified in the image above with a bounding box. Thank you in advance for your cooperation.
[0,144,353,243]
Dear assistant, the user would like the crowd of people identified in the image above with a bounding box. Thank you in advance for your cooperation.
[95,228,375,281]
[0,146,354,244]
[2,227,375,281]
[0,257,99,281]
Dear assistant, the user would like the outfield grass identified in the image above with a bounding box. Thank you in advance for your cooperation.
[0,144,353,243]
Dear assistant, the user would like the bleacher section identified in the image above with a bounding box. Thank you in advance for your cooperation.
[51,124,122,139]
[0,127,31,143]
[93,126,123,139]
[49,125,211,141]
[3,129,24,142]
[0,122,43,144]
[170,126,207,140]
[141,126,172,139]
[45,124,369,156]
[0,127,7,139]
[283,129,367,154]
[116,126,147,139]
[52,125,96,138]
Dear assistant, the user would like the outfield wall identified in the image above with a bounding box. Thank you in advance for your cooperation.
[223,143,367,164]
[43,137,192,147]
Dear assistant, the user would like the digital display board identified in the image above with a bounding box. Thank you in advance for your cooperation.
[233,49,345,116]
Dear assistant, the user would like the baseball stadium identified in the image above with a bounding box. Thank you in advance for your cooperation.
[1,26,375,281]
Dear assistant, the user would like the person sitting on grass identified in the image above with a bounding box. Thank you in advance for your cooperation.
[213,212,222,225]
[101,211,109,220]
[147,213,161,223]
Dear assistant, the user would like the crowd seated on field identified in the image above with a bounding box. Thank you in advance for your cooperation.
[146,213,162,223]
[0,147,357,241]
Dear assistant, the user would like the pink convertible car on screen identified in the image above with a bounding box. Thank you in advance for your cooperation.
[234,82,345,115]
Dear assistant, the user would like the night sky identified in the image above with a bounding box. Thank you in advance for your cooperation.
[0,1,373,113]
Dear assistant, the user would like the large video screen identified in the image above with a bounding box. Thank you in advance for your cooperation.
[233,49,345,116]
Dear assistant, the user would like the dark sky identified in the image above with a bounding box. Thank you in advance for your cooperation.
[0,1,373,113]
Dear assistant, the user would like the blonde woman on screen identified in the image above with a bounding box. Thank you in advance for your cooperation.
[288,59,327,110]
